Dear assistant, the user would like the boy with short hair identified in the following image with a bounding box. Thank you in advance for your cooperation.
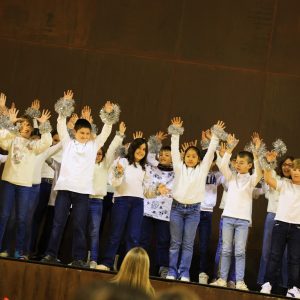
[42,90,120,266]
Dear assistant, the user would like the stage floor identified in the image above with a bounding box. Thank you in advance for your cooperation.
[0,258,286,300]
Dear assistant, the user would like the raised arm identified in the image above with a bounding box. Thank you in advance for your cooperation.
[263,151,278,190]
[250,132,263,186]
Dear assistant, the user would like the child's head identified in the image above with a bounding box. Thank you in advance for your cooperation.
[96,148,104,163]
[51,130,60,145]
[158,146,172,166]
[74,118,92,143]
[184,146,201,168]
[278,156,294,178]
[111,247,154,297]
[126,138,148,169]
[235,151,253,174]
[18,116,34,139]
[290,159,300,185]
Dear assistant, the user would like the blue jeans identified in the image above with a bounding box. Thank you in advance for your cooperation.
[220,217,249,282]
[265,221,300,288]
[30,180,52,253]
[198,211,212,273]
[46,190,89,260]
[24,184,40,255]
[168,200,200,279]
[101,196,144,267]
[214,218,236,281]
[88,199,103,261]
[140,216,170,268]
[257,212,288,286]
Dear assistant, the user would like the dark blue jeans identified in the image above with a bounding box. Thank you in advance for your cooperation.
[101,196,144,267]
[46,190,89,260]
[140,216,170,268]
[0,181,32,255]
[24,184,40,255]
[88,198,103,261]
[168,201,200,279]
[198,211,213,273]
[30,180,52,253]
[265,221,300,288]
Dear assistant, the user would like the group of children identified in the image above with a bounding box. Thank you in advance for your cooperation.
[0,91,299,298]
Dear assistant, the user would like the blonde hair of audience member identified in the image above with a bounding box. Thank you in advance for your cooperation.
[111,247,155,297]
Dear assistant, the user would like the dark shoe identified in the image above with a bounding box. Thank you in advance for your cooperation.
[68,260,88,268]
[41,255,61,264]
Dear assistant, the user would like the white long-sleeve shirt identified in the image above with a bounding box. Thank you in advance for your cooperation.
[263,170,281,213]
[275,179,300,224]
[109,158,145,198]
[0,129,52,187]
[54,116,112,194]
[220,152,263,222]
[171,134,219,204]
[90,134,124,199]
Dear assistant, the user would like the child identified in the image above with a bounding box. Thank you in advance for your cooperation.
[87,121,126,268]
[42,90,119,266]
[257,156,294,286]
[141,145,174,278]
[260,155,300,298]
[166,117,224,282]
[0,93,52,258]
[211,133,262,290]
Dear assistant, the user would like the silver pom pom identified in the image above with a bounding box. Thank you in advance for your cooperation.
[99,104,120,125]
[91,123,98,135]
[39,121,52,134]
[200,139,210,150]
[227,138,239,150]
[114,145,127,159]
[67,128,75,139]
[54,98,75,117]
[148,135,162,154]
[211,125,228,141]
[272,139,287,157]
[0,115,19,133]
[168,124,184,135]
[244,142,254,152]
[24,107,41,119]
[259,156,277,171]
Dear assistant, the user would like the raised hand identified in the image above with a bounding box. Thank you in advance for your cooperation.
[104,101,113,113]
[133,131,143,139]
[63,90,74,100]
[266,151,277,163]
[190,139,197,147]
[171,117,183,128]
[155,131,168,141]
[119,122,126,135]
[157,183,170,196]
[219,142,227,157]
[226,133,239,152]
[31,99,40,110]
[67,113,79,129]
[181,142,190,153]
[252,132,262,150]
[214,120,226,130]
[0,93,7,109]
[37,109,51,123]
[8,108,20,123]
[81,105,91,119]
[116,161,124,175]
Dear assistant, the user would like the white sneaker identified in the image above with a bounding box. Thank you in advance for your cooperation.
[180,277,190,282]
[166,275,176,280]
[286,286,300,298]
[199,272,209,284]
[227,281,236,289]
[210,278,227,287]
[89,261,97,269]
[96,264,110,271]
[260,282,272,294]
[236,281,249,291]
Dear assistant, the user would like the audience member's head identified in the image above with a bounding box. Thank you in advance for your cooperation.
[156,286,201,300]
[111,247,155,297]
[73,281,152,300]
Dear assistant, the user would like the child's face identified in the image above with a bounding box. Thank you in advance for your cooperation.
[19,120,33,139]
[74,127,91,144]
[96,149,103,163]
[281,158,293,178]
[184,149,200,168]
[235,155,252,174]
[158,150,172,166]
[291,168,300,185]
[52,134,60,145]
[134,143,146,162]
